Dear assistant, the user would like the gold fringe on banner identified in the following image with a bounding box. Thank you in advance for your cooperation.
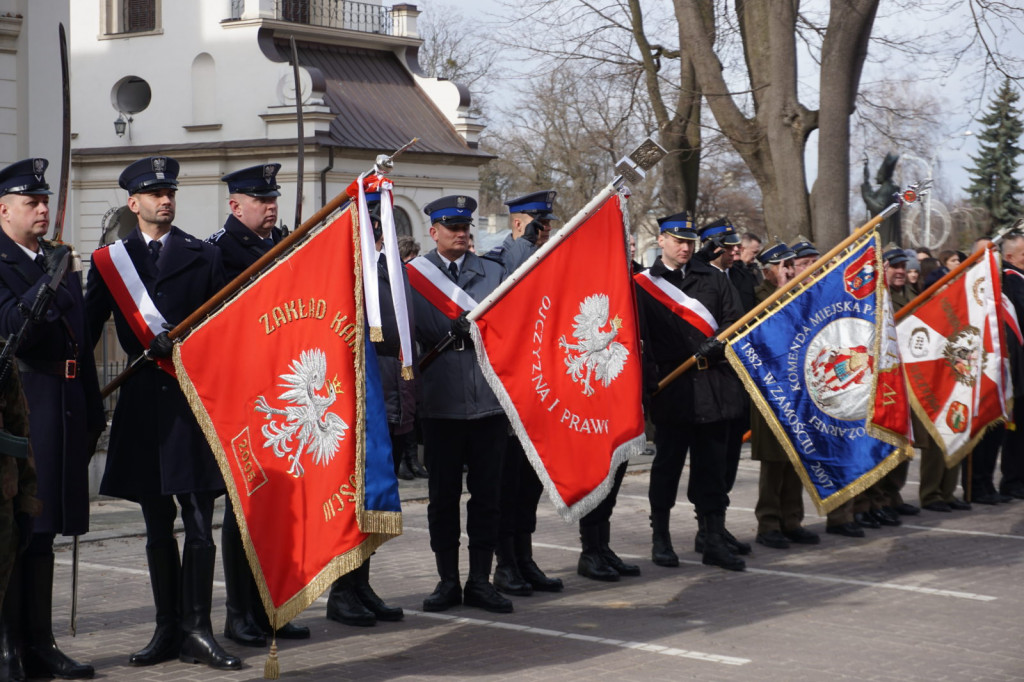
[401,365,414,380]
[369,326,383,342]
[172,203,400,679]
[723,233,913,515]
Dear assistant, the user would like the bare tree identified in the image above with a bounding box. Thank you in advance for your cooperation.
[479,66,659,228]
[415,2,498,119]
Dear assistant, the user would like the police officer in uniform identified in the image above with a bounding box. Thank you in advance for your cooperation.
[323,176,405,627]
[0,159,105,680]
[411,195,528,614]
[487,191,563,596]
[207,164,311,646]
[749,242,820,548]
[640,212,747,572]
[86,157,239,670]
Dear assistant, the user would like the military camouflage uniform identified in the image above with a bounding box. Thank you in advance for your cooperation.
[0,360,41,607]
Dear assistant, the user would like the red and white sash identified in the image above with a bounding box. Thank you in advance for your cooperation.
[406,256,478,320]
[633,270,718,338]
[91,240,175,374]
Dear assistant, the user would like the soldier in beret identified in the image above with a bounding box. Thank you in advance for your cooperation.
[0,158,104,680]
[86,157,238,670]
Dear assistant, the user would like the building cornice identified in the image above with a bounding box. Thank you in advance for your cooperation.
[0,15,23,54]
[72,138,493,167]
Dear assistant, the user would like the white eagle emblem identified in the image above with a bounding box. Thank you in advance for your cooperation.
[253,348,349,478]
[558,293,629,397]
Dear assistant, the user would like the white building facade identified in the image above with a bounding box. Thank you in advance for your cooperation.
[69,0,490,254]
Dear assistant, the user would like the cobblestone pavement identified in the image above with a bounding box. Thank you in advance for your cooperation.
[49,450,1024,681]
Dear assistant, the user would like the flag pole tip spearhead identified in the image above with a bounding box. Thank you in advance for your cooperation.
[375,138,420,174]
[615,138,667,185]
[899,179,931,206]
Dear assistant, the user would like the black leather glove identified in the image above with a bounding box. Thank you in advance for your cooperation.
[696,336,726,364]
[522,219,544,245]
[148,331,174,358]
[44,244,71,277]
[15,511,34,552]
[694,240,722,264]
[450,312,471,342]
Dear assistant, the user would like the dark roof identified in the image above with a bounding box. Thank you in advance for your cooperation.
[292,42,489,160]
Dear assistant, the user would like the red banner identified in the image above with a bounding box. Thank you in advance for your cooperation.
[897,249,1011,464]
[174,205,399,627]
[471,196,646,522]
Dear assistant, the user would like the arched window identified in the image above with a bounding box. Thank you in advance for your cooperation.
[393,206,412,237]
[190,53,216,125]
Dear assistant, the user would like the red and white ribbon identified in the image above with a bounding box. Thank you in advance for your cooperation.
[91,240,174,374]
[406,256,478,320]
[633,270,718,338]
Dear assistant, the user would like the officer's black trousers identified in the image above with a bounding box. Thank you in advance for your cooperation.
[649,419,730,515]
[499,435,543,537]
[579,461,627,528]
[424,415,507,554]
[141,492,216,550]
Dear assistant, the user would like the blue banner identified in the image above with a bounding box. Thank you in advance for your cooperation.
[726,235,911,513]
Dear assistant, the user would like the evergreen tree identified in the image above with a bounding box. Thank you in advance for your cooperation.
[964,79,1024,231]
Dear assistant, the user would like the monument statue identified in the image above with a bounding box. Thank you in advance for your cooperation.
[861,152,902,245]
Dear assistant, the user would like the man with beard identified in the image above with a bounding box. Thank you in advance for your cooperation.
[86,157,238,670]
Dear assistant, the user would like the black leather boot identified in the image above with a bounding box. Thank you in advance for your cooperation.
[178,545,241,670]
[130,544,181,666]
[463,550,513,613]
[351,558,403,621]
[701,513,746,572]
[514,533,562,592]
[577,525,619,582]
[21,552,94,679]
[404,433,429,479]
[598,521,640,576]
[695,514,751,555]
[493,536,532,596]
[326,573,376,626]
[221,517,266,648]
[650,511,679,567]
[397,455,415,480]
[422,550,462,612]
[1,560,25,682]
[248,580,310,639]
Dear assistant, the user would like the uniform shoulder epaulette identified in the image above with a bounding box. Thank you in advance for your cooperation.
[480,246,505,264]
[207,229,226,244]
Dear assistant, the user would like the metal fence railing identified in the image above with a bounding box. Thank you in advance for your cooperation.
[228,0,394,35]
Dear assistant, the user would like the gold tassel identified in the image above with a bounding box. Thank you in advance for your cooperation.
[401,365,414,380]
[369,326,383,342]
[264,637,280,679]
